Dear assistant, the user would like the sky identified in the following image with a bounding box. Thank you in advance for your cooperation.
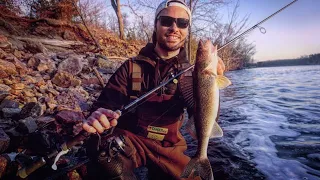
[220,0,320,62]
[116,0,319,62]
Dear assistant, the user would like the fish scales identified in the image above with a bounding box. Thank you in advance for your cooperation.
[181,40,231,180]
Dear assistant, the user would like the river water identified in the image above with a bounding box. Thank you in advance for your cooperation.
[183,65,320,180]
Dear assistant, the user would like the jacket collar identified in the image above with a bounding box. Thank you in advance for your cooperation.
[134,43,189,67]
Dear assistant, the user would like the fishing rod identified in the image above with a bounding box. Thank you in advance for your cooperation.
[16,0,298,178]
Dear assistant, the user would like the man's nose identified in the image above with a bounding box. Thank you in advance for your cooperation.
[168,21,179,31]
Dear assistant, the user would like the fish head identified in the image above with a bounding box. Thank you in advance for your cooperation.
[195,40,218,77]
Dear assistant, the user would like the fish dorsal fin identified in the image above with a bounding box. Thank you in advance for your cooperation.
[216,75,232,89]
[210,122,224,138]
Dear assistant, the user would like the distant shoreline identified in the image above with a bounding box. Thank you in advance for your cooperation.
[245,53,320,68]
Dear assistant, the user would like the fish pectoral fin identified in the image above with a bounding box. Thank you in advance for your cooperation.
[210,122,224,138]
[181,157,214,180]
[216,75,232,89]
[202,67,216,77]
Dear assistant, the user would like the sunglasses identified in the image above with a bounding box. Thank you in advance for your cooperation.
[157,16,189,29]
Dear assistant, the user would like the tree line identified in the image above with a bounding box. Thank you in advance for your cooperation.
[247,53,320,68]
[0,0,256,70]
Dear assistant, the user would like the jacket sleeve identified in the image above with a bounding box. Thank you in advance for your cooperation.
[90,60,130,113]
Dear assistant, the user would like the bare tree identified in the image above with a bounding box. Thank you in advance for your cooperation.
[77,0,107,27]
[111,0,125,40]
[122,0,153,42]
[205,0,255,70]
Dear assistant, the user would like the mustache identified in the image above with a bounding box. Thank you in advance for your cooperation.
[165,30,181,37]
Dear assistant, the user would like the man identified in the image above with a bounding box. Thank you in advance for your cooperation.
[83,0,225,179]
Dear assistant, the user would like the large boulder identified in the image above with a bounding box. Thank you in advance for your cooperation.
[58,55,83,75]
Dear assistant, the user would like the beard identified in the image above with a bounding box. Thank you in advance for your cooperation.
[156,32,187,51]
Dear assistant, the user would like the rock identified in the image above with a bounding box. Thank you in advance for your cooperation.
[13,49,23,59]
[72,123,83,136]
[70,78,81,87]
[56,110,85,124]
[22,53,33,61]
[96,57,113,69]
[0,85,11,92]
[0,48,7,59]
[0,60,17,75]
[20,102,42,119]
[24,39,48,54]
[55,87,88,112]
[52,71,81,88]
[0,70,8,78]
[0,128,10,153]
[37,63,48,72]
[25,97,37,103]
[43,74,51,80]
[47,88,59,96]
[81,77,100,86]
[56,52,74,60]
[11,83,25,90]
[36,116,55,127]
[0,91,10,102]
[0,99,19,111]
[35,77,46,87]
[0,39,12,49]
[17,117,38,134]
[0,118,14,131]
[3,79,13,85]
[5,54,27,73]
[22,75,37,84]
[28,54,56,72]
[22,89,35,97]
[58,55,83,75]
[27,56,39,68]
[9,89,21,96]
[1,108,21,118]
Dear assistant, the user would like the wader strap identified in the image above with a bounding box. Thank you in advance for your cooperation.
[128,59,142,101]
[132,62,142,91]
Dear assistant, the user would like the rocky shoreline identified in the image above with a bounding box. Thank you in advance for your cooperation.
[0,33,127,179]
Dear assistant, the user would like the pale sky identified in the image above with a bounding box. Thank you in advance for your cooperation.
[222,0,320,62]
[117,0,319,62]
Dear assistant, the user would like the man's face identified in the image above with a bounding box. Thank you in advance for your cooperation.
[155,6,189,52]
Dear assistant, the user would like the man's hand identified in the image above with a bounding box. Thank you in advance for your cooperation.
[217,57,225,75]
[83,108,120,134]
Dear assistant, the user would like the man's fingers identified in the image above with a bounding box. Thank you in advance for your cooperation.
[110,119,118,127]
[83,108,120,134]
[91,119,105,134]
[99,114,111,129]
[98,108,120,119]
[83,123,97,133]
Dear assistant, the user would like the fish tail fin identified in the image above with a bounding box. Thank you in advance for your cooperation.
[181,157,214,180]
[216,75,232,89]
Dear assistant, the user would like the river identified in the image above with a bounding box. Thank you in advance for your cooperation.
[183,65,320,180]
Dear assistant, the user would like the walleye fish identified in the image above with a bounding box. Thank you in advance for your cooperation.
[181,40,231,180]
